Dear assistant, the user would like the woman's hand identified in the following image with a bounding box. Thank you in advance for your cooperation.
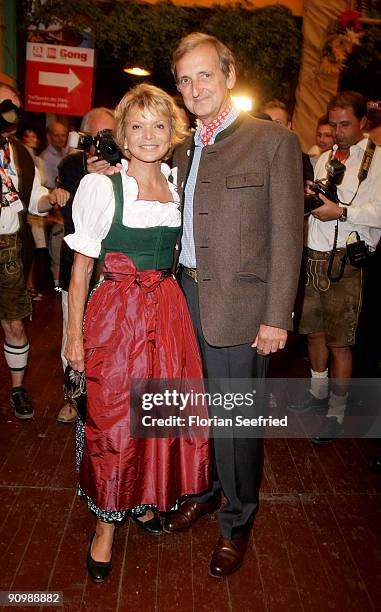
[87,155,122,176]
[65,336,85,372]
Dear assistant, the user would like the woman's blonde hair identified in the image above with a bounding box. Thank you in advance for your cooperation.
[114,83,187,159]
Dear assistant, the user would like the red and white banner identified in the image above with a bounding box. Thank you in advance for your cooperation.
[25,42,95,116]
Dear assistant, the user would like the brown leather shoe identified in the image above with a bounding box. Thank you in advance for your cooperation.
[209,531,251,578]
[163,496,221,533]
[57,399,78,423]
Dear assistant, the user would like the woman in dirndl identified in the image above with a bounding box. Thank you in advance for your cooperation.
[64,84,210,583]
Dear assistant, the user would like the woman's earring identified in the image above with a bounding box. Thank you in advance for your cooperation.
[123,142,130,158]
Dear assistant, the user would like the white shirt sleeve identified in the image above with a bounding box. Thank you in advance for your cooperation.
[64,173,115,258]
[313,150,330,181]
[28,166,50,216]
[310,143,381,250]
[346,147,381,230]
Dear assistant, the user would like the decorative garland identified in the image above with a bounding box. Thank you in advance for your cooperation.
[321,10,363,74]
[20,1,302,104]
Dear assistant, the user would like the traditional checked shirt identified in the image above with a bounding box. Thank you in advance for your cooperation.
[179,105,240,268]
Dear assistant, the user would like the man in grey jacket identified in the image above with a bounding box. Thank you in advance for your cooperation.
[163,33,304,578]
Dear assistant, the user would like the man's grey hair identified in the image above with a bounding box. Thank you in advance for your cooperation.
[80,107,115,132]
[171,32,235,82]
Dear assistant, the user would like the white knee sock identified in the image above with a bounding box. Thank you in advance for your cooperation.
[310,368,329,399]
[326,391,347,423]
[4,342,29,372]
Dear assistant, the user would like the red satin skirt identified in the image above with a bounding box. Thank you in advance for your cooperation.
[79,252,210,512]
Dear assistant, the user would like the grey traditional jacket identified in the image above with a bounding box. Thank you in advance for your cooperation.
[173,114,304,347]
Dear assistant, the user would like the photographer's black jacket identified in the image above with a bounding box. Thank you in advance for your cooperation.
[57,151,88,291]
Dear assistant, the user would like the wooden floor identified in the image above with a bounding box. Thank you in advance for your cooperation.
[0,293,380,612]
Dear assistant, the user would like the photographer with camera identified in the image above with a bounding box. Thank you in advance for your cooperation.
[291,91,381,444]
[0,81,69,420]
[54,107,122,423]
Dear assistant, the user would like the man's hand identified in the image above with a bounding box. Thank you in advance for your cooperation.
[87,155,122,176]
[252,324,287,355]
[311,193,343,221]
[49,188,70,208]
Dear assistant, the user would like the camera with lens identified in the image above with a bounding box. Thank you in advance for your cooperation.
[67,129,123,165]
[304,157,346,216]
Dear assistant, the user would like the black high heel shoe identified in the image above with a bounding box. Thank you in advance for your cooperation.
[132,513,162,536]
[86,531,114,583]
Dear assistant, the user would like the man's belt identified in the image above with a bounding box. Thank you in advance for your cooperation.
[182,266,198,283]
[0,232,18,248]
[307,247,346,259]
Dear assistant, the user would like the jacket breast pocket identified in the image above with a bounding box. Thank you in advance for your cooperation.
[226,172,264,189]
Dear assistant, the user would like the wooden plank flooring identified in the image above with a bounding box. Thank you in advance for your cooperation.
[0,293,380,611]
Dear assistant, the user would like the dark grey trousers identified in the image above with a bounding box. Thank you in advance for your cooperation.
[181,271,269,539]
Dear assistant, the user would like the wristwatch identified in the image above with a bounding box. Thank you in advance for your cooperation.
[338,206,347,222]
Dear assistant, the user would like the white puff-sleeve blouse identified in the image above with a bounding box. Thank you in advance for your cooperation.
[65,160,180,258]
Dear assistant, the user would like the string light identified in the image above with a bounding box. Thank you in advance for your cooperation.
[124,67,151,76]
[231,96,253,112]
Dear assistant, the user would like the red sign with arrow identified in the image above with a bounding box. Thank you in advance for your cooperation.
[25,42,95,116]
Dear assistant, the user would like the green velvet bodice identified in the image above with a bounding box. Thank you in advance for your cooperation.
[100,173,180,270]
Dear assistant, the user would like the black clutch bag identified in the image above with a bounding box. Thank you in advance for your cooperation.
[63,365,87,421]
